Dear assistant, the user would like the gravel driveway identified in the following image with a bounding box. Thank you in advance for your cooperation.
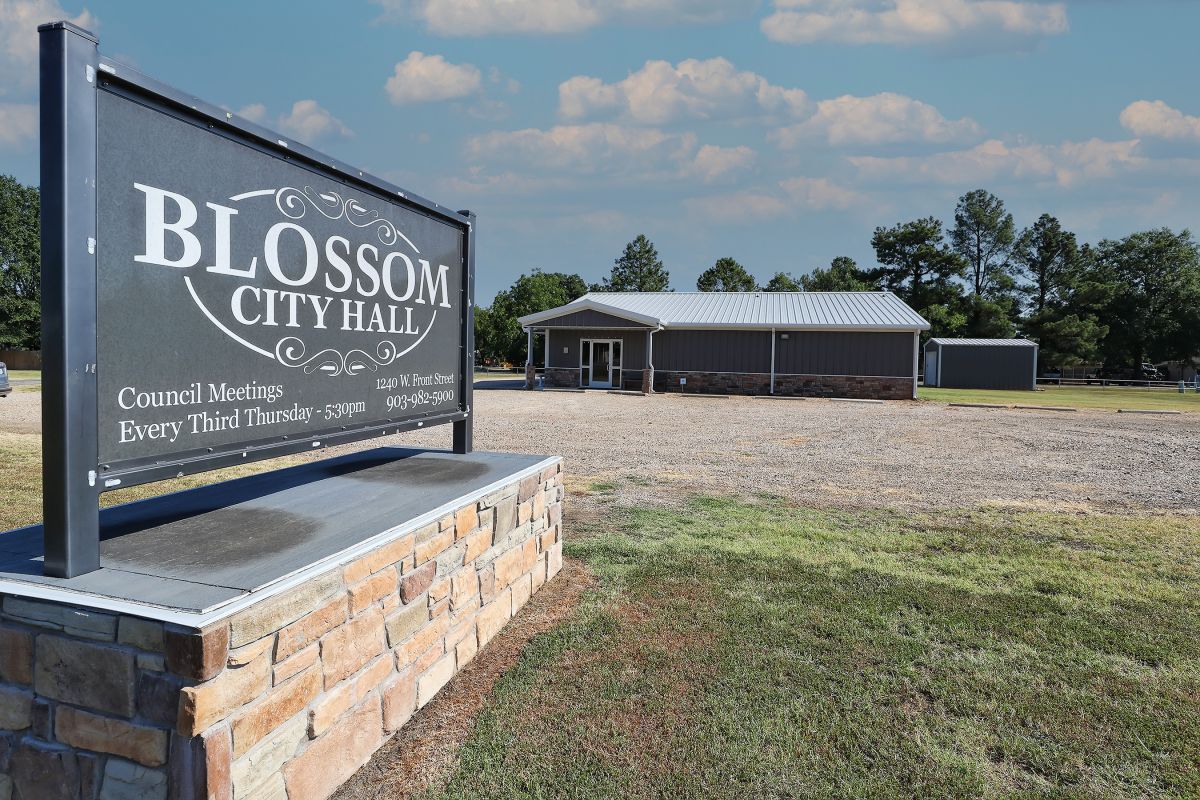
[3,388,1195,514]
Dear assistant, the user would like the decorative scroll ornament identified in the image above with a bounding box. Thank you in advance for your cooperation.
[275,186,405,246]
[275,338,401,377]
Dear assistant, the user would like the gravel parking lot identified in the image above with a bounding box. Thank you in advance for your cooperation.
[3,387,1195,514]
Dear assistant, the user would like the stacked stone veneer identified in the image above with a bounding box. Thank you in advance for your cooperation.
[542,367,578,389]
[652,370,912,400]
[0,461,564,800]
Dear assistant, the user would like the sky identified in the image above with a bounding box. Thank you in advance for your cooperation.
[1,0,1198,303]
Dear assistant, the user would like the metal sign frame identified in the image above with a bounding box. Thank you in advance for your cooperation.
[39,22,475,578]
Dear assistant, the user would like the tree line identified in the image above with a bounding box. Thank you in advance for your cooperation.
[477,191,1200,372]
[2,175,1197,372]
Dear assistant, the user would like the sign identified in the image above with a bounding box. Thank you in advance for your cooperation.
[38,22,474,577]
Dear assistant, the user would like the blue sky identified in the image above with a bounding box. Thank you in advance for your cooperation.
[2,0,1198,303]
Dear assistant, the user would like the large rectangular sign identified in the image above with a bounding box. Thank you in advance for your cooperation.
[96,89,466,467]
[39,22,475,577]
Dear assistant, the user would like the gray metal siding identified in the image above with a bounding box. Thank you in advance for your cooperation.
[535,309,651,328]
[548,329,647,371]
[937,344,1035,390]
[653,330,772,373]
[775,331,913,377]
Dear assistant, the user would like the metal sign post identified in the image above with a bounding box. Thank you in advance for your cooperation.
[40,22,101,578]
[37,22,475,578]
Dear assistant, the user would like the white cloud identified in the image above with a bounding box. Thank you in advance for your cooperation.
[771,92,981,147]
[685,190,791,224]
[0,102,37,148]
[465,122,755,183]
[278,100,353,142]
[235,103,268,124]
[1119,100,1200,142]
[0,0,95,92]
[385,51,482,105]
[375,0,755,36]
[779,176,866,209]
[559,57,809,124]
[235,100,352,142]
[689,144,757,183]
[761,0,1067,50]
[686,175,869,224]
[849,137,1145,188]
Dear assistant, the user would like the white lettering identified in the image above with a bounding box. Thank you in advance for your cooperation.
[133,183,201,269]
[205,202,257,277]
[419,259,452,308]
[263,222,318,287]
[231,285,261,325]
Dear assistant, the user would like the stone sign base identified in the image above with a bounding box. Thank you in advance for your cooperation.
[0,450,564,800]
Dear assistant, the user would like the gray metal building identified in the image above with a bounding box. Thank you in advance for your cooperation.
[923,338,1038,390]
[518,292,930,399]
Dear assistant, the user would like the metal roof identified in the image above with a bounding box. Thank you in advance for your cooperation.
[927,338,1037,347]
[520,292,930,331]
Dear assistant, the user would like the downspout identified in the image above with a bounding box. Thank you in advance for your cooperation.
[770,327,776,395]
[1032,343,1039,390]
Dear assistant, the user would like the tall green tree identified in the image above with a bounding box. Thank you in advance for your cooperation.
[696,257,756,291]
[951,189,1016,298]
[1013,213,1077,314]
[477,270,588,365]
[0,175,41,350]
[869,217,966,314]
[799,256,879,291]
[1024,311,1107,370]
[1088,228,1200,366]
[764,271,801,291]
[598,234,670,292]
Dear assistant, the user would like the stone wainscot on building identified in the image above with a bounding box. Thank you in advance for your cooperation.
[519,291,930,400]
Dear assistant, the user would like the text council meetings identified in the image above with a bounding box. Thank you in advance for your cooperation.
[118,380,284,411]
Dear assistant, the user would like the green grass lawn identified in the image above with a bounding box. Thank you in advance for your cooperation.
[436,494,1200,799]
[0,430,303,531]
[6,370,40,381]
[920,385,1200,412]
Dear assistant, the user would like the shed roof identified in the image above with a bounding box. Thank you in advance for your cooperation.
[519,292,929,331]
[927,338,1037,347]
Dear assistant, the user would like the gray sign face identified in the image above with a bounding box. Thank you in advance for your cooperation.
[95,89,466,467]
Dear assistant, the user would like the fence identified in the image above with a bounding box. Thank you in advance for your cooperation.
[0,349,41,370]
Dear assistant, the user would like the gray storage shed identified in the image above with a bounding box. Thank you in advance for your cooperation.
[518,292,930,399]
[923,338,1038,390]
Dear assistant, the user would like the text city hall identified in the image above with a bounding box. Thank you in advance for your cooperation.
[132,183,454,334]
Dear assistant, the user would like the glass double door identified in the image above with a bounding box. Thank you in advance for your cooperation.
[580,339,622,389]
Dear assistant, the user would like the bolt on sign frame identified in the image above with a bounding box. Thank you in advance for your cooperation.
[39,22,476,578]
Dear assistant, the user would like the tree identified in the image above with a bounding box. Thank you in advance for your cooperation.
[1013,214,1077,314]
[476,270,588,365]
[0,175,41,350]
[1024,310,1107,370]
[1088,228,1200,366]
[798,256,879,291]
[764,272,801,291]
[951,189,1015,299]
[696,257,756,291]
[598,234,670,292]
[869,217,966,313]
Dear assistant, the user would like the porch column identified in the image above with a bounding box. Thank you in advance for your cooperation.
[525,327,535,390]
[643,329,656,395]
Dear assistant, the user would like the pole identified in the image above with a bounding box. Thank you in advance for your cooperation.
[453,210,475,454]
[39,21,101,578]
